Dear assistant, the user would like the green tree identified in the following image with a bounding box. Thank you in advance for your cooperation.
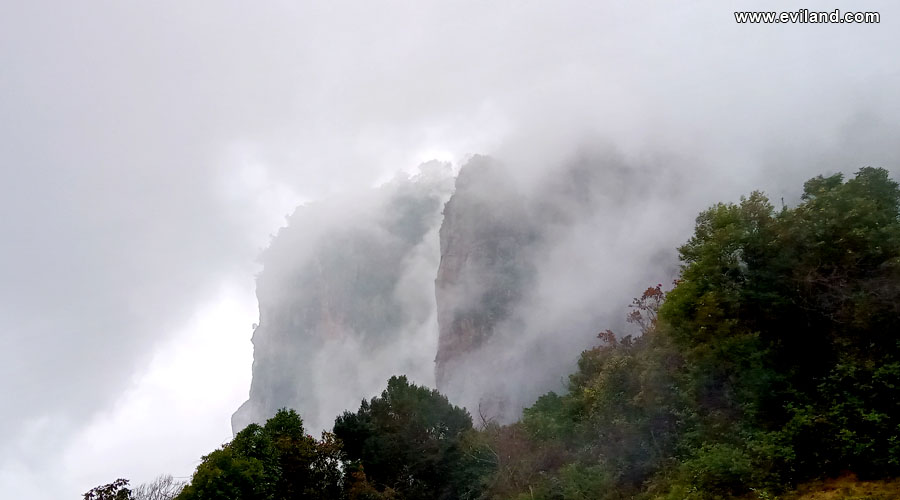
[660,167,900,489]
[483,167,900,500]
[334,376,476,500]
[83,479,132,500]
[177,446,269,500]
[177,409,342,500]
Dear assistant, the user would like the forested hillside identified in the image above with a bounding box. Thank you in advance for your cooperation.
[88,167,900,500]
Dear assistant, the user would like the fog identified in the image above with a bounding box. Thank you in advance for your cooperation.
[233,164,454,433]
[432,151,692,421]
[0,0,898,498]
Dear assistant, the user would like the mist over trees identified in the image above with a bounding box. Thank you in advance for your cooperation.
[433,153,692,423]
[88,166,900,499]
[504,167,900,499]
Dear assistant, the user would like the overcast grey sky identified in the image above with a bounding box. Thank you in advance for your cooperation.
[1,1,898,498]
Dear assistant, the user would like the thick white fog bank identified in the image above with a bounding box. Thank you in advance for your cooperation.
[233,164,455,433]
[431,151,690,422]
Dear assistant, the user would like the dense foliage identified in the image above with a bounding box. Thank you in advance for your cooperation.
[176,409,342,500]
[333,376,477,499]
[99,167,900,499]
[496,167,900,499]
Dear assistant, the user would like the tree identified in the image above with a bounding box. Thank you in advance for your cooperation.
[334,376,476,500]
[83,479,132,500]
[176,408,343,500]
[132,475,185,500]
[661,167,900,484]
[176,446,269,500]
[484,167,900,500]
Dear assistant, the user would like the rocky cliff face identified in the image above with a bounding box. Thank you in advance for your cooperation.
[432,153,679,422]
[236,152,682,431]
[433,157,540,418]
[232,164,453,433]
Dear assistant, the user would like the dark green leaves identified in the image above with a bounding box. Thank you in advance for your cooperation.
[177,409,341,500]
[334,376,475,500]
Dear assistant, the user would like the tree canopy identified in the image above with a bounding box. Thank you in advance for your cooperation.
[108,167,900,500]
[175,409,342,500]
[501,167,900,499]
[334,375,476,500]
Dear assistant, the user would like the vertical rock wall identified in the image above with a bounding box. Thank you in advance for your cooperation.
[236,152,682,431]
[233,165,453,433]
